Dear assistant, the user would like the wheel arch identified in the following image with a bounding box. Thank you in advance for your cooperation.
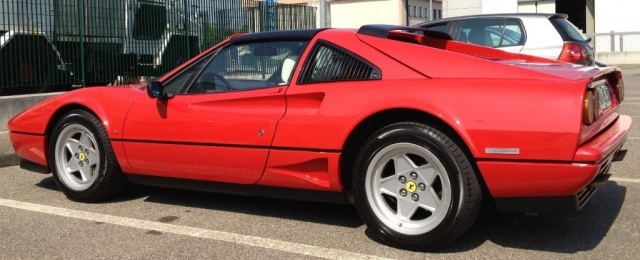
[340,108,490,202]
[44,104,106,164]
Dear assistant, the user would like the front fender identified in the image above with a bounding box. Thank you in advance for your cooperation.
[8,86,146,138]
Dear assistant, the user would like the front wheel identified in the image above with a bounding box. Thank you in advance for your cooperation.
[49,110,127,202]
[353,122,481,250]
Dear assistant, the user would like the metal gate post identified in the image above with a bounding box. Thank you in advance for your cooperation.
[77,0,85,86]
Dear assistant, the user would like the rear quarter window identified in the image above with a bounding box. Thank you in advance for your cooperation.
[298,41,381,84]
[549,17,589,42]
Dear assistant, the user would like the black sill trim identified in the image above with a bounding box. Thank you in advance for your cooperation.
[127,174,350,204]
[115,138,341,154]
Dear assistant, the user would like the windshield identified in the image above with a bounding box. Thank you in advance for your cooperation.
[550,17,589,42]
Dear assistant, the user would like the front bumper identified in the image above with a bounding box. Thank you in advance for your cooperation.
[9,131,47,167]
[478,115,631,213]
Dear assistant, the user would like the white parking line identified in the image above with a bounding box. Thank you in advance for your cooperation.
[611,177,640,184]
[0,199,391,260]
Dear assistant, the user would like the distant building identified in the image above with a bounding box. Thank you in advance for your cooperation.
[445,0,639,36]
[279,0,443,27]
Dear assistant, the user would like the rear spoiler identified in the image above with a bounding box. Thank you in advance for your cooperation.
[357,24,453,41]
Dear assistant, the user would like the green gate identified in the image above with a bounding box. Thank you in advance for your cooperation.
[0,0,316,95]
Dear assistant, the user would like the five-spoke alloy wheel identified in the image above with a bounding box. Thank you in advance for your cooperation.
[53,123,101,191]
[49,110,127,202]
[353,122,481,250]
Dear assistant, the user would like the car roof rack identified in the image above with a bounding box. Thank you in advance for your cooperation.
[357,24,453,40]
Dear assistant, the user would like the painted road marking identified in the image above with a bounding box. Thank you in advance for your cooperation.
[611,177,640,184]
[0,199,391,260]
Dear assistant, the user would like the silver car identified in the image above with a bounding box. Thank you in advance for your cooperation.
[415,13,596,66]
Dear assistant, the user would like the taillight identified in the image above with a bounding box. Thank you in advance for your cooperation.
[558,43,588,63]
[614,74,625,102]
[583,89,597,126]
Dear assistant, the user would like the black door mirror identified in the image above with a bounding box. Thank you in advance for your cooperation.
[147,81,173,99]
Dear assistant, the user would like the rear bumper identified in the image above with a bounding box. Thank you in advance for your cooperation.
[479,115,631,213]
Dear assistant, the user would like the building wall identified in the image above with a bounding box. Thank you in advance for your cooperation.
[592,0,640,53]
[443,0,481,17]
[281,0,443,27]
[517,0,555,13]
[594,0,639,33]
[408,0,443,26]
[329,0,404,28]
[481,0,517,13]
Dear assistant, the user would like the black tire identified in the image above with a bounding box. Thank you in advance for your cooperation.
[48,110,127,202]
[352,122,481,250]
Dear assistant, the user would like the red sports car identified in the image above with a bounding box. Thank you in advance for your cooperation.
[9,25,631,250]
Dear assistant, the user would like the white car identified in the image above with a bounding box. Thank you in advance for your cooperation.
[415,13,596,66]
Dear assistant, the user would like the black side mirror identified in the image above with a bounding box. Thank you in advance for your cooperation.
[147,81,174,99]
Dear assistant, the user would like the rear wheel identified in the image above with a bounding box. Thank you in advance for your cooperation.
[353,122,481,250]
[49,110,127,202]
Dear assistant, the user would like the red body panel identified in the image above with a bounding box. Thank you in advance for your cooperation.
[478,161,598,197]
[277,77,586,161]
[480,115,631,197]
[7,27,631,204]
[8,86,144,136]
[8,86,145,169]
[259,150,342,191]
[121,87,287,184]
[9,132,46,165]
[122,142,269,184]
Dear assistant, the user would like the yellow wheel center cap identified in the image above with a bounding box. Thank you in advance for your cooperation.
[78,153,86,161]
[406,181,417,193]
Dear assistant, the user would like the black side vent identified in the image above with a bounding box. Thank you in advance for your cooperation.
[299,42,381,84]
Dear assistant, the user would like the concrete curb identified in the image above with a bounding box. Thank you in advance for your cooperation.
[0,131,19,167]
[1,92,61,132]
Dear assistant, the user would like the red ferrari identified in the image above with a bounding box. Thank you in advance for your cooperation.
[9,25,631,250]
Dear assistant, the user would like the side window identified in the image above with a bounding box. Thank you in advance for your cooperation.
[162,54,211,94]
[502,19,524,47]
[188,40,308,94]
[458,19,524,48]
[299,42,381,84]
[486,25,504,47]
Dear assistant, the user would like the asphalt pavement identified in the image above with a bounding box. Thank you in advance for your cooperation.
[0,131,18,168]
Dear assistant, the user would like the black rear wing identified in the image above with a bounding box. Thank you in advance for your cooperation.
[357,24,453,41]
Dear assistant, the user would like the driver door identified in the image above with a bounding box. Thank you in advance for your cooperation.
[122,40,307,184]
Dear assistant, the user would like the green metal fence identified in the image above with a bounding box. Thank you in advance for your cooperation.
[0,0,316,96]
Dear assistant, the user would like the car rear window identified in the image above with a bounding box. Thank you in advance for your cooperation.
[457,19,524,48]
[549,17,589,42]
